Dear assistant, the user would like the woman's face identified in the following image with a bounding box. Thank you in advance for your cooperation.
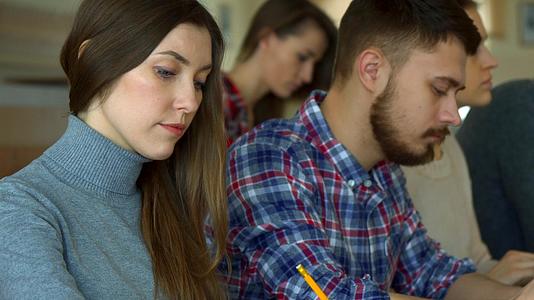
[81,23,213,160]
[456,7,498,107]
[260,20,328,98]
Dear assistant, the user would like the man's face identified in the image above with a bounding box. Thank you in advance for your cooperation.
[371,38,467,166]
[457,7,498,107]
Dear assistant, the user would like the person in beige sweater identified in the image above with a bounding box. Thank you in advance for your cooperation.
[402,0,534,287]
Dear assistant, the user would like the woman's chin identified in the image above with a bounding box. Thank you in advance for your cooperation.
[272,87,294,99]
[138,147,174,161]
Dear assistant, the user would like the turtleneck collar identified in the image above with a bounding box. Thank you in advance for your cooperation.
[44,115,151,197]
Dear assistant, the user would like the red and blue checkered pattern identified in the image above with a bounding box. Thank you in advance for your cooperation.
[224,90,475,299]
[223,75,249,146]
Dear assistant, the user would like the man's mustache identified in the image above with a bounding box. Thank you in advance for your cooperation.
[423,127,450,138]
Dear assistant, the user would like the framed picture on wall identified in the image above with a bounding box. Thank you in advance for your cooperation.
[520,2,534,45]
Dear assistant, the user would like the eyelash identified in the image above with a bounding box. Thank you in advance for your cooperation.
[194,81,206,91]
[297,53,309,63]
[155,67,175,79]
[155,67,206,91]
[432,86,447,97]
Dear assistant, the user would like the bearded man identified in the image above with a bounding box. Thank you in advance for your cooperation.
[223,0,534,299]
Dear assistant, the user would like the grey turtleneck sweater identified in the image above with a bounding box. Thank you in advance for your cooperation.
[0,115,155,299]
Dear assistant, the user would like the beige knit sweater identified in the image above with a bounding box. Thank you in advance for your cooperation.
[402,135,496,272]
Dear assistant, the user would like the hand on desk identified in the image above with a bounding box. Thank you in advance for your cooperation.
[514,278,534,300]
[488,250,534,286]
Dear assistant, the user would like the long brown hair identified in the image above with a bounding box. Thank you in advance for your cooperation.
[60,1,227,299]
[236,0,337,124]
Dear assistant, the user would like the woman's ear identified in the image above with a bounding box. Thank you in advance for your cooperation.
[78,39,90,59]
[356,48,390,94]
[257,28,277,50]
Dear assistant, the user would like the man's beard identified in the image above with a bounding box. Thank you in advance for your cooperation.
[370,77,449,166]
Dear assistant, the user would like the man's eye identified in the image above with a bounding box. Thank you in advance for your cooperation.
[433,86,447,96]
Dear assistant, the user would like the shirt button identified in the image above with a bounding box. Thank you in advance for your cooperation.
[347,179,355,188]
[363,180,372,188]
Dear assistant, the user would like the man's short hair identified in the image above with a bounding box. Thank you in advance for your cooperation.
[333,0,481,85]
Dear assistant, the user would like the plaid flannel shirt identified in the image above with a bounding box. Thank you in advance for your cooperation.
[223,74,249,146]
[225,90,475,299]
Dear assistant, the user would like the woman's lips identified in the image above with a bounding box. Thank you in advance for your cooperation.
[160,123,185,137]
[481,78,493,89]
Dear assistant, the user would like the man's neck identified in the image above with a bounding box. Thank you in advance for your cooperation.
[321,85,385,171]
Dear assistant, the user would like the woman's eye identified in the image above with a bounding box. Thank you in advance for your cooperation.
[194,81,206,91]
[155,67,175,79]
[297,53,309,63]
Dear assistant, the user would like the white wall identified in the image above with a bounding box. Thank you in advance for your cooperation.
[311,0,351,26]
[485,0,534,84]
[203,0,265,70]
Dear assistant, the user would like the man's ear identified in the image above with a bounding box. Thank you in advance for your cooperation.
[356,48,390,94]
[78,39,90,59]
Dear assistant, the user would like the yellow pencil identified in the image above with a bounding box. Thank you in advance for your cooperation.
[296,264,329,300]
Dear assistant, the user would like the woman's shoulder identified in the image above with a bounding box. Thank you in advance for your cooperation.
[0,157,62,216]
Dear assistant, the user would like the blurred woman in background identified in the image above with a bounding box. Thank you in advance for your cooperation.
[224,0,337,144]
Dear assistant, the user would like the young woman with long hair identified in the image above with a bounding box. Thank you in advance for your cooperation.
[224,0,337,145]
[0,1,227,299]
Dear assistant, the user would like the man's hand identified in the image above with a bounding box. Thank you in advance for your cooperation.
[488,250,534,286]
[513,278,534,300]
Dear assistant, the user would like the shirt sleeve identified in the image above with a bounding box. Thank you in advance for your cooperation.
[0,181,85,299]
[226,142,389,299]
[391,191,476,299]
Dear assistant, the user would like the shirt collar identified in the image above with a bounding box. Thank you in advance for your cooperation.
[297,90,395,189]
